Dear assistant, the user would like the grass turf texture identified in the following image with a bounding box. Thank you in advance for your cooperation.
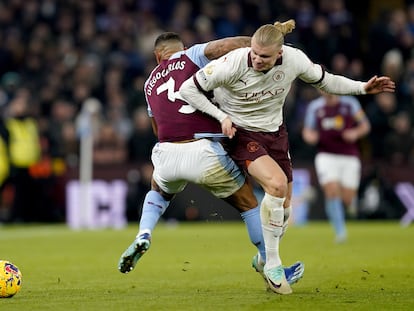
[1,221,413,311]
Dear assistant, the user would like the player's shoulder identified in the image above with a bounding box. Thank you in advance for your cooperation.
[282,43,307,62]
[221,47,250,68]
[281,43,312,68]
[283,43,308,55]
[169,43,205,60]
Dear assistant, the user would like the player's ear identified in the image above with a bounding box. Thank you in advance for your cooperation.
[278,48,283,57]
[154,51,161,64]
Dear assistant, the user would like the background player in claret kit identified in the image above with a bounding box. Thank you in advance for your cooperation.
[302,92,371,243]
[179,19,395,294]
[117,32,304,290]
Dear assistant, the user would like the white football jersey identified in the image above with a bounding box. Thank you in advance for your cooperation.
[193,45,364,132]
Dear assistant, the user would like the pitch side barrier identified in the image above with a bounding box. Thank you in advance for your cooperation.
[64,162,412,229]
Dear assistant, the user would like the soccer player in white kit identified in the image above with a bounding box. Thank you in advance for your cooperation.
[180,19,395,294]
[117,32,304,288]
[302,93,371,243]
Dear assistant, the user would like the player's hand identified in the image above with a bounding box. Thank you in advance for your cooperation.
[221,116,236,138]
[342,129,359,143]
[364,76,396,94]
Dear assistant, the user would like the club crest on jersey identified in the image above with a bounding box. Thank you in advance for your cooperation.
[272,70,284,82]
[247,141,260,153]
[205,64,215,75]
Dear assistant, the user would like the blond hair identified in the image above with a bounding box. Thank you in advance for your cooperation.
[252,19,296,47]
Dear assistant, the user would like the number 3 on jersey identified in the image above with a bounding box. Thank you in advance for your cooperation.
[156,77,196,114]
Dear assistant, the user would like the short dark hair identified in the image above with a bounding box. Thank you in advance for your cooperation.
[154,32,183,48]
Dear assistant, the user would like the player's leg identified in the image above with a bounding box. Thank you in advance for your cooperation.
[340,155,361,219]
[223,175,304,287]
[119,143,185,273]
[118,180,173,273]
[315,152,347,243]
[322,181,346,242]
[222,177,266,259]
[199,140,301,288]
[342,187,358,218]
[247,155,292,294]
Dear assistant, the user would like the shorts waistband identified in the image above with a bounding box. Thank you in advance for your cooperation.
[171,138,201,143]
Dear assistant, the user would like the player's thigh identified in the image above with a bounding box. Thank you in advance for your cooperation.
[314,152,341,185]
[151,142,189,194]
[153,140,244,198]
[247,155,287,195]
[339,156,361,189]
[199,140,245,199]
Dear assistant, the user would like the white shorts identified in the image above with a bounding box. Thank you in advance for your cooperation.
[314,152,361,189]
[151,139,245,198]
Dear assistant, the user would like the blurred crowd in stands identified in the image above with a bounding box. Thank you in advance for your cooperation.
[0,0,414,223]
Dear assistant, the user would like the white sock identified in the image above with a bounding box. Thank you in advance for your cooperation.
[280,206,291,240]
[260,193,285,269]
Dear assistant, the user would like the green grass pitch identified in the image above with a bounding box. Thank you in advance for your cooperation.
[1,220,413,310]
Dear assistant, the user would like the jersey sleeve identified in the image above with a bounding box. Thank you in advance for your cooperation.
[143,79,153,117]
[292,48,325,84]
[345,95,367,123]
[171,43,210,69]
[303,100,319,129]
[293,47,366,95]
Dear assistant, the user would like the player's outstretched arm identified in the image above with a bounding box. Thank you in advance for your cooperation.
[204,36,251,60]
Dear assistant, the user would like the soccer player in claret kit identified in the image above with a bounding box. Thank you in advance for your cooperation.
[118,32,304,294]
[302,92,371,243]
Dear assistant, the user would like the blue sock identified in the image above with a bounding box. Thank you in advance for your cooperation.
[325,198,346,238]
[240,206,266,261]
[138,190,170,234]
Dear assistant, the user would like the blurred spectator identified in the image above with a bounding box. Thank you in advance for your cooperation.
[215,1,246,38]
[302,14,338,66]
[126,75,147,115]
[366,92,400,160]
[294,0,315,37]
[105,90,133,141]
[3,88,42,222]
[383,111,414,166]
[381,49,406,97]
[46,98,77,159]
[125,162,153,222]
[323,0,361,60]
[127,106,157,164]
[367,8,414,76]
[60,121,79,168]
[168,0,194,33]
[93,121,127,165]
[330,53,364,80]
[0,119,8,188]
